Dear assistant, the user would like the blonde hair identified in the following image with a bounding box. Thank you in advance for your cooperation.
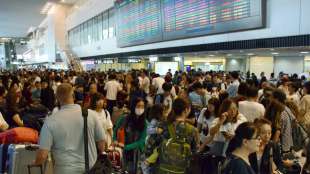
[56,83,74,104]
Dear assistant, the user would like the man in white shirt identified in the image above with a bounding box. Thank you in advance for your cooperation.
[104,74,122,114]
[34,83,105,174]
[152,74,165,94]
[138,70,150,94]
[238,86,265,122]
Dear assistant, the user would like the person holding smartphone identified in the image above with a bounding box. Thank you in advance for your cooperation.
[205,99,247,156]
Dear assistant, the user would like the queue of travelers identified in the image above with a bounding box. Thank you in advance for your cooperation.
[0,69,308,174]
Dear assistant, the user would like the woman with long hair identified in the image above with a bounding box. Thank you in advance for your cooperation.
[223,122,260,174]
[266,89,295,152]
[5,88,24,128]
[208,99,247,156]
[197,97,220,146]
[89,93,113,148]
[299,81,310,136]
[113,97,147,174]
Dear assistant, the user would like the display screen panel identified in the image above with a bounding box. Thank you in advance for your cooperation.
[115,0,265,47]
[115,0,163,47]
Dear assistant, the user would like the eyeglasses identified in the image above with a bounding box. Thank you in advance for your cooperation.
[249,136,261,141]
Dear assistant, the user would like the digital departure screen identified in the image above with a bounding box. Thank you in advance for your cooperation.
[115,0,162,47]
[115,0,265,47]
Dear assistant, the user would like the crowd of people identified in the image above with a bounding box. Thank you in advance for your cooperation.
[0,69,309,174]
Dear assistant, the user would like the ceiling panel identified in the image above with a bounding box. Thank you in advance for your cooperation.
[0,0,48,37]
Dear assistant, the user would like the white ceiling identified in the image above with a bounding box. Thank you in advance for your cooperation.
[0,0,49,37]
[0,0,79,38]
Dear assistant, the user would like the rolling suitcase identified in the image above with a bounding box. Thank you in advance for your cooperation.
[0,144,10,173]
[6,144,42,174]
[108,146,123,171]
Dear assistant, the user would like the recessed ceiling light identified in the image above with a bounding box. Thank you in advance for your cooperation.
[300,52,309,54]
[271,52,279,55]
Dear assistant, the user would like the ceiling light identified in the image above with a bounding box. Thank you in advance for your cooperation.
[149,56,158,62]
[300,52,309,54]
[271,52,279,55]
[41,2,54,14]
[227,54,232,56]
[174,57,181,62]
[247,53,255,56]
[209,55,215,57]
[270,48,275,51]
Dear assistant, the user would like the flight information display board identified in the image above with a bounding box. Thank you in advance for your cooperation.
[115,0,163,47]
[115,0,265,47]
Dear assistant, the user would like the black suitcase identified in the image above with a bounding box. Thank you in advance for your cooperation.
[188,152,226,174]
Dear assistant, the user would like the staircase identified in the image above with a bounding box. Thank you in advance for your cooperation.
[61,49,84,72]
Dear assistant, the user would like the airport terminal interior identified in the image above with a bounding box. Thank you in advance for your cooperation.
[0,0,310,174]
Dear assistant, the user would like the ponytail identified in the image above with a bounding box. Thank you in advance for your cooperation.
[226,136,243,156]
[226,122,257,155]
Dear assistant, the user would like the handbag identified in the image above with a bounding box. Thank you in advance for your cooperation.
[82,108,112,174]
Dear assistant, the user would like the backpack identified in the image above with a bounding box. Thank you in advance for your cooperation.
[287,110,309,151]
[157,123,193,174]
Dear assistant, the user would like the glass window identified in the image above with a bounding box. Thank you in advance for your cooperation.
[87,19,93,44]
[98,14,103,40]
[108,8,115,38]
[77,25,81,46]
[83,22,88,45]
[72,28,77,46]
[93,16,99,42]
[72,28,76,47]
[80,24,83,46]
[102,11,109,39]
[68,30,72,47]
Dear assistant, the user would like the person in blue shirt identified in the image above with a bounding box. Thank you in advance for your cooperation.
[227,71,240,98]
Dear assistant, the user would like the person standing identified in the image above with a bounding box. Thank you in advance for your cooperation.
[238,87,265,122]
[104,74,122,114]
[139,70,150,95]
[227,71,240,98]
[34,83,105,174]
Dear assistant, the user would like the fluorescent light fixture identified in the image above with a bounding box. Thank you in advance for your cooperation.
[209,55,215,57]
[227,54,232,56]
[41,2,54,14]
[17,55,23,59]
[231,59,237,64]
[174,57,181,61]
[271,52,279,55]
[128,59,139,63]
[247,53,255,56]
[300,52,309,54]
[149,56,158,62]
